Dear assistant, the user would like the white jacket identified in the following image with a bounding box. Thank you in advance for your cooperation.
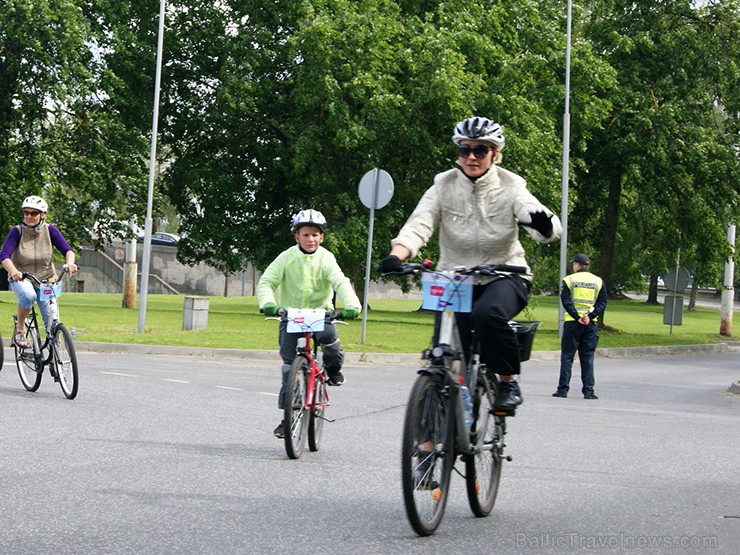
[392,166,562,282]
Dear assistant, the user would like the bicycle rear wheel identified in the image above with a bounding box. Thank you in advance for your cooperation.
[465,371,504,516]
[401,372,454,536]
[53,324,79,400]
[308,372,327,452]
[284,356,309,459]
[15,326,43,392]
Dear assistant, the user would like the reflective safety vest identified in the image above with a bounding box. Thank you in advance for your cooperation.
[563,271,603,321]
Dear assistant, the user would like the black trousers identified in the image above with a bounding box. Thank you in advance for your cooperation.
[435,275,530,375]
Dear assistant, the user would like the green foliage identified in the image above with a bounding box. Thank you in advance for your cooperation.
[1,0,738,302]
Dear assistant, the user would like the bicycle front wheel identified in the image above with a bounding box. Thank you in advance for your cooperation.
[284,356,309,459]
[15,326,43,392]
[52,324,79,400]
[465,371,504,516]
[308,373,327,452]
[401,372,454,536]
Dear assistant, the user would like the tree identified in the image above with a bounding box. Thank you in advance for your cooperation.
[574,0,740,304]
[0,0,151,247]
[163,0,613,298]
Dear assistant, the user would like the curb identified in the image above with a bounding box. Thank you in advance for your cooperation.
[61,340,740,364]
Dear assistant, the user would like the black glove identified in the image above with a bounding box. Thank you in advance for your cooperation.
[377,255,403,274]
[521,211,553,238]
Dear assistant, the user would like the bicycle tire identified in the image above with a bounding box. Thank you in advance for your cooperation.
[465,371,504,516]
[0,331,4,371]
[52,324,79,400]
[308,373,327,452]
[284,356,309,459]
[401,372,454,536]
[15,326,43,392]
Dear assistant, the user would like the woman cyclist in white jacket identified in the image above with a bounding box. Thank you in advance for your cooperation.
[379,116,562,411]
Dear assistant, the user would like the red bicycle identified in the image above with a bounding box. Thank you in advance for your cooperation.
[266,308,347,459]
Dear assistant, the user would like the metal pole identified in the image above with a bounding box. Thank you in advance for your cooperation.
[138,0,166,333]
[360,169,380,344]
[720,223,735,336]
[558,0,573,339]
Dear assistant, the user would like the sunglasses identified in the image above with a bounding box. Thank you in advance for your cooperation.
[457,144,493,159]
[22,210,41,217]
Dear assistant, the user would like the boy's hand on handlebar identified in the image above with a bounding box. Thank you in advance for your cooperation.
[377,255,403,274]
[261,303,278,316]
[340,308,359,320]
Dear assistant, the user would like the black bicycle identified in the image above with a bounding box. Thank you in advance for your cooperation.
[382,262,540,536]
[11,268,79,399]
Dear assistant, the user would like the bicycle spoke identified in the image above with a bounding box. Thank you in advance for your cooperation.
[401,374,453,536]
[466,373,503,516]
[53,325,79,399]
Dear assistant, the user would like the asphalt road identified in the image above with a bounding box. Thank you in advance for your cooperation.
[1,348,738,554]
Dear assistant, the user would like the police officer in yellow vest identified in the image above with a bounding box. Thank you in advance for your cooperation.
[553,253,607,399]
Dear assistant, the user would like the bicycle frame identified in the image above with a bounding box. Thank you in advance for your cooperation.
[294,328,331,417]
[12,268,79,399]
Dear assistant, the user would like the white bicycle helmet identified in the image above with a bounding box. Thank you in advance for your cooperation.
[291,209,327,232]
[452,116,505,148]
[22,195,49,213]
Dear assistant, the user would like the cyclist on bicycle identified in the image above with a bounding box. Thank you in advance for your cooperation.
[257,209,361,438]
[1,195,78,348]
[378,116,562,411]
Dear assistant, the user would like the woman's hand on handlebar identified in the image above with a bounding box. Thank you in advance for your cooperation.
[63,263,78,275]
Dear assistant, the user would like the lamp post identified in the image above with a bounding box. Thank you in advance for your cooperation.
[558,0,573,338]
[138,0,166,333]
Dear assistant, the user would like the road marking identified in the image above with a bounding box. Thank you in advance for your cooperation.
[215,385,243,391]
[163,379,190,384]
[100,371,138,378]
[259,392,279,397]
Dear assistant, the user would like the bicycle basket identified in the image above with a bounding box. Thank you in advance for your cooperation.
[509,320,541,362]
[38,282,63,301]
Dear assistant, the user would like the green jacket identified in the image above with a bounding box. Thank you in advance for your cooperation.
[257,245,361,312]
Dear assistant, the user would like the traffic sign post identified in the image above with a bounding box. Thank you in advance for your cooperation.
[357,169,394,344]
[661,265,691,334]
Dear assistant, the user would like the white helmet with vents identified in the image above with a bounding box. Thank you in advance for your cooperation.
[291,209,327,232]
[452,116,505,148]
[22,195,49,213]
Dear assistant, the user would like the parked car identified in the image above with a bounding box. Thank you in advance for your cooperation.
[138,232,180,246]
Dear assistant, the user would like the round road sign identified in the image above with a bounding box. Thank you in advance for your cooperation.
[358,169,394,209]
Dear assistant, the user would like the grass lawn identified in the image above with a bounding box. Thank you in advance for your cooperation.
[0,291,733,354]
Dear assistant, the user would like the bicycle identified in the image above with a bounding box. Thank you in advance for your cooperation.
[11,267,79,399]
[381,261,540,536]
[264,308,348,459]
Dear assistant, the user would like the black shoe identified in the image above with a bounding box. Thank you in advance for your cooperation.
[327,372,345,386]
[413,451,438,490]
[495,381,523,410]
[552,391,567,398]
[273,420,285,438]
[584,394,599,400]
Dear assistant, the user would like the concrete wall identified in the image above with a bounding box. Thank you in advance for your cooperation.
[75,242,419,300]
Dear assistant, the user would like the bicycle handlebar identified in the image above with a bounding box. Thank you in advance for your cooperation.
[380,262,528,277]
[21,265,73,286]
[262,308,346,323]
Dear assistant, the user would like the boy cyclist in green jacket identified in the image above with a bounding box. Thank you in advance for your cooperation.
[257,209,361,438]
